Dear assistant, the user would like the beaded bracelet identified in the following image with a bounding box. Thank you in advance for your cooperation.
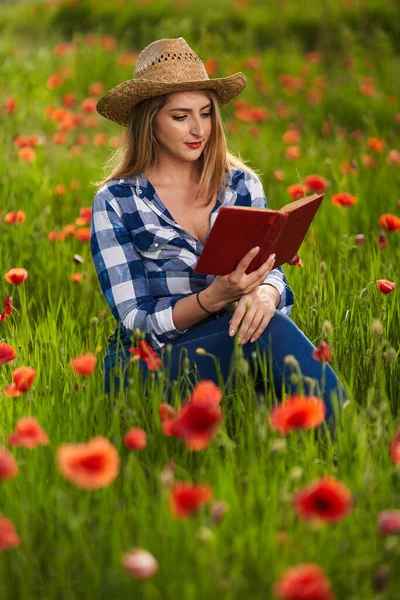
[196,291,216,315]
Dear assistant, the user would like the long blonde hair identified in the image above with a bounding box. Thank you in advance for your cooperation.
[91,89,260,206]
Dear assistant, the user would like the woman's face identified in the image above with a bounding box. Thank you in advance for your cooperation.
[152,91,212,163]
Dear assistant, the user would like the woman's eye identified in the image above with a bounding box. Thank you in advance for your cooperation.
[172,113,212,121]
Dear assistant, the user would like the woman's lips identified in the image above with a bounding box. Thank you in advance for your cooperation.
[185,142,202,148]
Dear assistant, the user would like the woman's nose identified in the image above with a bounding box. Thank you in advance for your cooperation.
[191,116,205,136]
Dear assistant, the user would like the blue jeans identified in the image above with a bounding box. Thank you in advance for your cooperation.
[104,311,347,425]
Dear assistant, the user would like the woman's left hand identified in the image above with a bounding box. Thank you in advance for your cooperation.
[228,289,276,344]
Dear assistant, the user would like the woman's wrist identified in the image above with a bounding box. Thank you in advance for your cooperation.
[199,287,227,313]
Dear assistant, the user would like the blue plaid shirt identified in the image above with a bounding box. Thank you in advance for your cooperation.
[90,167,294,350]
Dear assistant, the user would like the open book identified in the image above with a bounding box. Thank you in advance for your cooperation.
[194,193,324,276]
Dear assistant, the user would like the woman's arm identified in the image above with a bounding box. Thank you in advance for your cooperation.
[90,191,195,348]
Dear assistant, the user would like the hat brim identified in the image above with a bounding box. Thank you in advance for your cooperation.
[96,72,247,127]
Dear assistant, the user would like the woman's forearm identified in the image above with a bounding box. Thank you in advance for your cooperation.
[172,288,227,331]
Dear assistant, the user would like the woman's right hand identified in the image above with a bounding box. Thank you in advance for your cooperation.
[200,246,276,312]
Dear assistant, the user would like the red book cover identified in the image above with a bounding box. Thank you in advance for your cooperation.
[194,193,324,276]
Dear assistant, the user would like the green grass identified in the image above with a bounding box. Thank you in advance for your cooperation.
[0,1,400,598]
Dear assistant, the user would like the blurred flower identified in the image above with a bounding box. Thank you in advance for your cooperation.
[362,154,375,168]
[331,193,358,207]
[8,417,48,449]
[378,231,388,250]
[12,367,36,392]
[0,447,18,479]
[274,563,335,600]
[4,211,25,224]
[285,146,301,160]
[122,548,159,579]
[169,482,213,519]
[0,296,13,322]
[158,460,176,488]
[204,57,219,77]
[5,97,17,113]
[340,160,357,175]
[0,516,21,551]
[304,175,329,193]
[0,343,16,365]
[69,273,83,284]
[294,476,352,523]
[312,341,331,362]
[378,511,400,535]
[287,184,308,201]
[283,129,301,145]
[4,268,28,285]
[89,82,104,96]
[274,170,285,182]
[386,150,400,166]
[379,214,400,232]
[129,340,162,371]
[322,320,333,336]
[376,280,396,294]
[80,97,97,113]
[371,319,383,337]
[372,565,390,592]
[124,428,147,451]
[18,147,36,161]
[56,436,119,490]
[74,228,90,243]
[367,137,384,153]
[163,381,223,451]
[70,353,96,376]
[269,396,326,434]
[287,253,303,267]
[390,429,400,464]
[46,73,63,89]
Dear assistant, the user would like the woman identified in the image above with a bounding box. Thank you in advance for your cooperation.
[90,37,347,421]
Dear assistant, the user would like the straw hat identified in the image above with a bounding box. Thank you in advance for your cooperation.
[96,37,247,126]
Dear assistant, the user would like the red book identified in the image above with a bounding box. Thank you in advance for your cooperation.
[194,193,324,275]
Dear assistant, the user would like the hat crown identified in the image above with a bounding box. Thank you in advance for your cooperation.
[134,37,210,83]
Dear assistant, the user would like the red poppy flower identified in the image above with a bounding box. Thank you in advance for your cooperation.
[269,395,326,434]
[283,129,301,145]
[0,516,21,551]
[285,146,301,160]
[56,436,119,490]
[304,174,329,193]
[378,510,400,535]
[124,428,147,451]
[367,137,384,153]
[75,227,91,243]
[379,214,400,232]
[8,417,49,449]
[129,340,162,371]
[376,280,396,294]
[331,193,358,207]
[378,231,388,251]
[274,563,335,600]
[162,381,223,450]
[287,184,308,201]
[169,482,213,519]
[294,476,352,523]
[0,447,18,479]
[4,268,28,285]
[4,211,26,224]
[70,353,97,376]
[12,367,36,392]
[390,429,400,463]
[312,342,331,362]
[3,384,21,398]
[0,343,16,365]
[0,296,13,321]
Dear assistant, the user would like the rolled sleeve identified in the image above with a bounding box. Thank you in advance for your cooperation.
[246,171,295,316]
[90,191,188,348]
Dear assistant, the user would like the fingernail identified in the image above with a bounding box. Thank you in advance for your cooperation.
[238,338,242,344]
[229,329,235,336]
[250,337,255,343]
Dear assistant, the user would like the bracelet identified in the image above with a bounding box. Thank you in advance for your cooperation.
[196,291,217,315]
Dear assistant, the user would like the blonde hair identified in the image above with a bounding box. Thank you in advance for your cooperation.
[91,90,261,207]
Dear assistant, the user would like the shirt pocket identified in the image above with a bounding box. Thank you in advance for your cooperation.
[131,226,180,260]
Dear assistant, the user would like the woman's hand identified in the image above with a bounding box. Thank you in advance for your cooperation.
[228,288,276,344]
[200,246,276,312]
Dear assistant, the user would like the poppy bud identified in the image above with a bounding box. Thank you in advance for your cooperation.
[360,287,369,299]
[90,317,99,326]
[122,548,159,580]
[196,526,214,544]
[283,354,299,368]
[322,320,333,336]
[371,319,383,337]
[270,439,287,453]
[383,347,397,362]
[73,254,84,264]
[372,565,390,592]
[354,234,366,245]
[196,347,206,355]
[210,500,229,524]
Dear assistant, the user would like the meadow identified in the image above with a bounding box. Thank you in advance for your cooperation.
[0,0,400,598]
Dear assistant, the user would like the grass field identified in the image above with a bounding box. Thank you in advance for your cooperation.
[0,0,400,598]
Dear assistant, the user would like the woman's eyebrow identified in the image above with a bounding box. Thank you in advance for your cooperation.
[168,103,212,112]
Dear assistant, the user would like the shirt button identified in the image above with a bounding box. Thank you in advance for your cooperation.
[138,189,142,194]
[154,242,159,248]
